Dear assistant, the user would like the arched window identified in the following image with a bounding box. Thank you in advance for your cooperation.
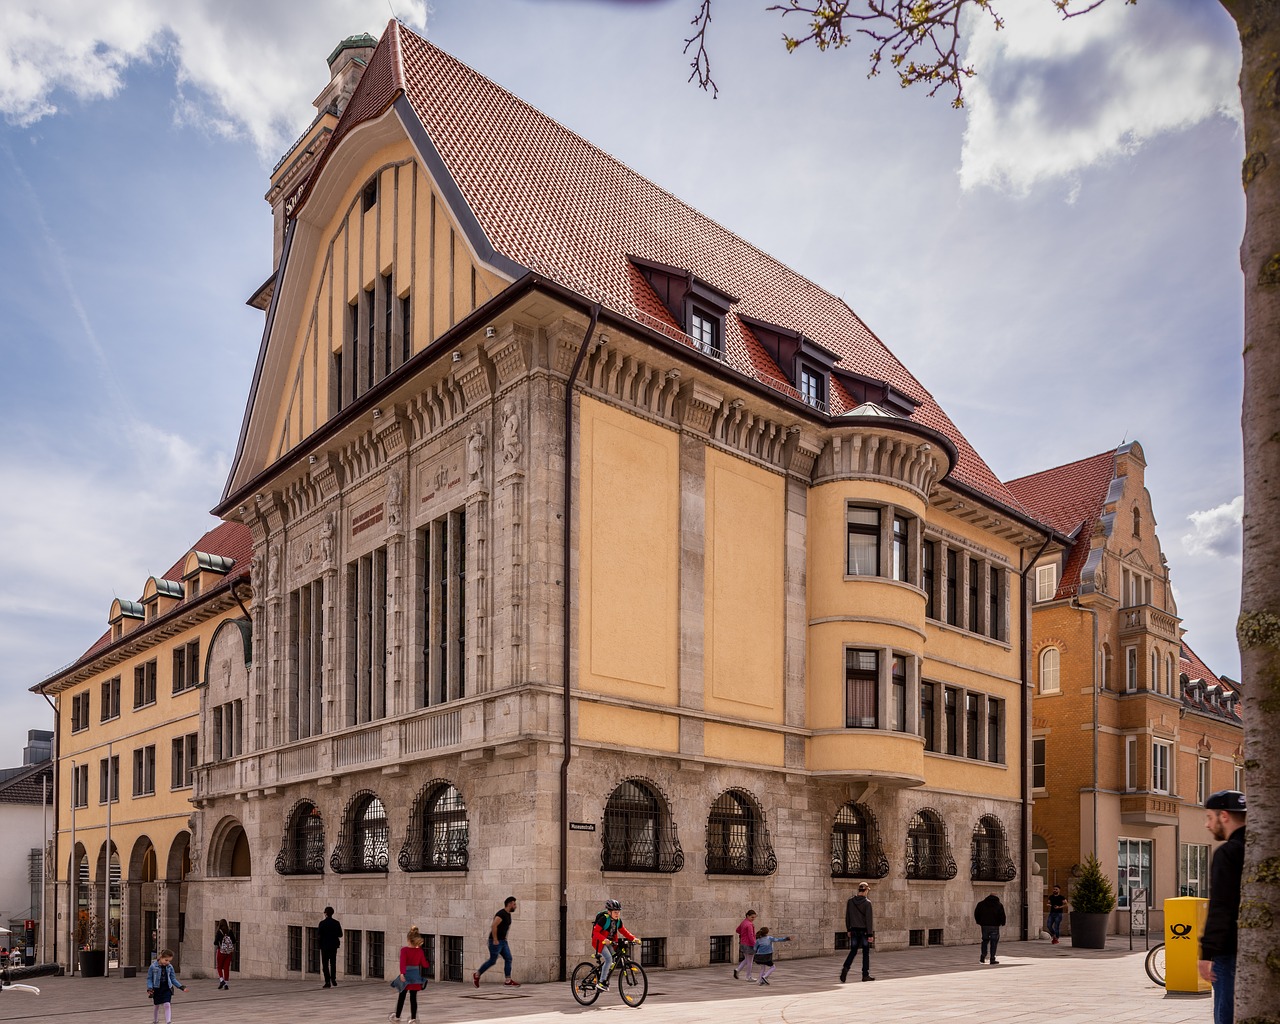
[331,791,389,873]
[705,790,776,876]
[1039,648,1060,694]
[831,802,889,879]
[275,800,325,875]
[398,780,469,872]
[602,779,683,873]
[906,808,957,880]
[971,815,1017,881]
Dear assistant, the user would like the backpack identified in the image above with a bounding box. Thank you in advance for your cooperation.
[219,933,236,955]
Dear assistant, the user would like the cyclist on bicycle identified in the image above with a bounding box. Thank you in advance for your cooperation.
[591,899,638,991]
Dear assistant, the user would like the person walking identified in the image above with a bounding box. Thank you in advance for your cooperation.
[212,919,234,990]
[975,894,1006,964]
[1199,790,1246,1024]
[318,906,343,989]
[146,947,187,1024]
[840,882,875,982]
[733,909,757,981]
[1046,886,1067,944]
[473,896,520,987]
[389,926,429,1024]
[752,927,791,985]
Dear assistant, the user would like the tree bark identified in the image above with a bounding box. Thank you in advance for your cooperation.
[1220,2,1280,1021]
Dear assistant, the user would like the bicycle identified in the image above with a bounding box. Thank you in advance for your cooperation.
[1144,943,1165,986]
[570,938,648,1007]
[1,962,59,996]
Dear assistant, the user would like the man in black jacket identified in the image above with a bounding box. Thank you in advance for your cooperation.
[840,882,875,982]
[974,894,1006,964]
[317,906,343,989]
[1198,790,1245,1024]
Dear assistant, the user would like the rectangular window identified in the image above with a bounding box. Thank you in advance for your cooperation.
[345,300,359,406]
[1179,843,1210,897]
[345,931,363,976]
[689,308,720,357]
[71,692,91,733]
[844,649,879,729]
[1035,564,1058,603]
[989,567,1002,641]
[367,930,385,979]
[944,686,959,755]
[986,698,1002,764]
[382,273,393,381]
[641,937,667,968]
[419,510,467,707]
[364,285,376,392]
[846,507,880,577]
[133,660,157,708]
[288,926,303,972]
[99,677,121,722]
[920,682,936,752]
[892,515,910,583]
[1236,764,1245,792]
[171,733,197,790]
[1032,737,1046,789]
[172,640,200,694]
[289,579,325,741]
[347,546,389,726]
[421,934,436,980]
[710,935,732,964]
[98,755,119,804]
[72,764,89,808]
[441,935,464,982]
[1125,735,1138,792]
[946,549,959,626]
[922,541,936,619]
[890,655,907,732]
[306,927,321,974]
[1125,647,1138,693]
[401,294,412,365]
[965,692,980,759]
[132,744,156,796]
[213,700,245,761]
[1197,756,1210,804]
[1117,838,1152,909]
[1152,740,1172,794]
[799,366,824,408]
[968,557,980,632]
[332,348,345,414]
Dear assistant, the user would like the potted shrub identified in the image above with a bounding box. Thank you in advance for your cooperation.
[76,910,106,977]
[1069,853,1117,949]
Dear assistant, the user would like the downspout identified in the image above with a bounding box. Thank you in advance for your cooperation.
[38,685,59,967]
[1019,532,1052,941]
[560,305,601,982]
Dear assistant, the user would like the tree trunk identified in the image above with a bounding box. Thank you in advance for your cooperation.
[1220,2,1280,1021]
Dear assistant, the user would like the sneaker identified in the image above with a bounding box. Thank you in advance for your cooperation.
[862,975,875,981]
[979,956,987,963]
[596,981,609,991]
[990,960,1000,965]
[473,971,480,988]
[504,978,521,987]
[759,978,769,985]
[1051,937,1059,944]
[388,1015,401,1022]
[323,983,332,988]
[733,968,739,980]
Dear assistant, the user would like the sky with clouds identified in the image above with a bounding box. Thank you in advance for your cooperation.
[0,0,1245,762]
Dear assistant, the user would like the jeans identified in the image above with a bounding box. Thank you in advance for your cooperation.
[600,944,615,985]
[1047,911,1063,939]
[980,926,1000,961]
[478,939,512,978]
[321,948,338,986]
[1212,955,1235,1024]
[841,929,871,978]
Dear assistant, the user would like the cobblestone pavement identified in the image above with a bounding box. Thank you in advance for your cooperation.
[1,940,1211,1024]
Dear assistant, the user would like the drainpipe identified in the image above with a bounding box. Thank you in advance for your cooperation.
[560,305,601,981]
[1019,533,1052,941]
[38,685,59,968]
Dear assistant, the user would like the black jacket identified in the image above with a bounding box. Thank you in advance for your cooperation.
[1201,826,1244,959]
[846,895,874,934]
[318,916,343,951]
[974,895,1006,928]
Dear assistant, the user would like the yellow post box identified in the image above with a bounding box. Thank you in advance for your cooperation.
[1163,897,1210,993]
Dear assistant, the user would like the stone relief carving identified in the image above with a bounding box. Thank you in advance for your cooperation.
[386,469,404,529]
[320,511,335,567]
[268,548,280,593]
[501,402,523,464]
[467,421,486,479]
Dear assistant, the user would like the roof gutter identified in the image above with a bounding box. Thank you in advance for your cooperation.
[1019,529,1053,941]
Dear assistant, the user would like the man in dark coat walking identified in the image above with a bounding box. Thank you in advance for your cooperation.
[317,906,343,988]
[1198,790,1245,1024]
[975,894,1006,964]
[840,882,875,982]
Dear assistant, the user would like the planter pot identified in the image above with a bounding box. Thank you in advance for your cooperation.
[1070,912,1110,949]
[79,949,106,976]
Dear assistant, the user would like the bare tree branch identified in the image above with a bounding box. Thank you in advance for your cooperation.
[684,0,718,98]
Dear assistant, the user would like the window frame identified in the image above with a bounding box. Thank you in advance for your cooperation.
[132,744,156,797]
[1035,563,1058,603]
[602,779,684,873]
[844,648,879,729]
[1152,739,1173,795]
[1039,647,1061,694]
[99,676,121,722]
[846,506,881,578]
[1117,837,1152,909]
[1032,736,1046,790]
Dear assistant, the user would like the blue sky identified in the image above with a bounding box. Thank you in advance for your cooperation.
[0,0,1245,761]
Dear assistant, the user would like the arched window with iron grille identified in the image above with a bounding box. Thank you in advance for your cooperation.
[705,790,776,875]
[398,779,469,871]
[275,799,326,875]
[602,779,683,873]
[905,807,957,880]
[971,815,1017,881]
[831,802,890,878]
[330,790,389,873]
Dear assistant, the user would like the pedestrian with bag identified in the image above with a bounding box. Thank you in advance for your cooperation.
[212,919,234,990]
[389,926,429,1024]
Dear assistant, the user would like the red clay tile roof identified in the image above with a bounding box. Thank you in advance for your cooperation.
[1006,449,1117,598]
[305,21,1028,513]
[1180,641,1242,724]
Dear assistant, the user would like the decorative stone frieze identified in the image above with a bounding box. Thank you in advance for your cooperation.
[454,350,494,406]
[677,380,724,434]
[813,427,944,499]
[489,321,536,386]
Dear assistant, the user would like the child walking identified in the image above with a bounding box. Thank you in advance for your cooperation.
[733,909,757,981]
[390,926,430,1023]
[752,927,791,985]
[146,948,187,1023]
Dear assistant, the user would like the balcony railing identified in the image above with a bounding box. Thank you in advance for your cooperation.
[1119,604,1180,642]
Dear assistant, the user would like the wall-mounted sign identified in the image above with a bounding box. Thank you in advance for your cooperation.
[569,822,596,832]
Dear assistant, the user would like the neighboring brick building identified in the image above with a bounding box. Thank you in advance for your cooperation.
[1007,442,1243,936]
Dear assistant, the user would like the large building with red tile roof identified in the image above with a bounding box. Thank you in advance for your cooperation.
[31,521,251,971]
[191,22,1057,980]
[1007,442,1242,938]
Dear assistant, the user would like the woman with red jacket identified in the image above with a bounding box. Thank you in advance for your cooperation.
[389,927,429,1023]
[591,899,638,991]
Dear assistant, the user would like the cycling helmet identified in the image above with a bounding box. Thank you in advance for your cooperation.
[604,899,622,911]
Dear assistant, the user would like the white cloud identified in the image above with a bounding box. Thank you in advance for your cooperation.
[0,0,428,158]
[1182,495,1243,559]
[959,0,1240,193]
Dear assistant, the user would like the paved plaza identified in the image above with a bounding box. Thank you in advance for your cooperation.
[2,941,1211,1024]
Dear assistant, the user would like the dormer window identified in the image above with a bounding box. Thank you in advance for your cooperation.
[627,256,735,362]
[690,306,720,357]
[800,365,825,409]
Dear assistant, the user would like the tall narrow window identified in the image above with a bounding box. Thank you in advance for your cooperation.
[846,507,880,576]
[1125,735,1138,791]
[1032,737,1046,789]
[1197,756,1210,804]
[989,567,1001,640]
[965,693,980,759]
[420,509,467,707]
[100,676,121,721]
[347,546,389,726]
[922,541,936,619]
[1126,647,1138,692]
[347,300,359,404]
[890,655,907,732]
[364,286,376,392]
[689,308,720,357]
[920,682,936,752]
[382,273,393,380]
[1152,740,1172,794]
[799,367,824,408]
[844,649,879,728]
[289,579,325,741]
[401,294,412,365]
[946,550,959,626]
[944,686,959,755]
[892,515,910,583]
[986,698,1002,763]
[1035,564,1057,603]
[1039,648,1061,693]
[968,557,980,632]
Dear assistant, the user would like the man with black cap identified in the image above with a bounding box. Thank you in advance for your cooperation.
[1199,789,1245,1024]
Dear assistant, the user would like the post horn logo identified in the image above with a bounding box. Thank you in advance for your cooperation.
[1170,922,1193,939]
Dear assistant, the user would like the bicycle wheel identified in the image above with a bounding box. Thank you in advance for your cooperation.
[618,960,648,1007]
[571,960,602,1005]
[1144,943,1166,987]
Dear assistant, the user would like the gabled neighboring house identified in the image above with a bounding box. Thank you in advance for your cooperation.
[33,522,252,973]
[0,749,53,957]
[1006,442,1243,936]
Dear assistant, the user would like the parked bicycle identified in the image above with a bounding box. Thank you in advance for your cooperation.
[1144,943,1165,986]
[0,962,59,996]
[570,937,648,1007]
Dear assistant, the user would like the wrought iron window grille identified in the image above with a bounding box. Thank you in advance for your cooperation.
[275,800,326,875]
[705,789,777,875]
[602,779,684,873]
[831,802,890,878]
[905,808,958,880]
[331,790,390,873]
[398,780,470,871]
[970,815,1017,881]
